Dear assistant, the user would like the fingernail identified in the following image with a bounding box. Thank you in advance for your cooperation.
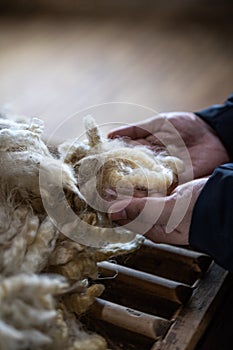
[110,209,127,221]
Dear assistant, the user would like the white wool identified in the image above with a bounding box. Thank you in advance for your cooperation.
[58,140,89,164]
[83,115,104,148]
[0,113,183,350]
[21,217,58,273]
[76,143,183,199]
[0,274,68,350]
[0,117,78,207]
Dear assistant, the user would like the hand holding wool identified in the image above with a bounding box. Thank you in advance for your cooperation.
[108,178,208,245]
[108,112,230,180]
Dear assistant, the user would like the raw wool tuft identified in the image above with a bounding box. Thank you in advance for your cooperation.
[74,117,184,207]
[83,115,103,148]
[0,114,143,350]
[0,113,183,350]
[0,274,68,350]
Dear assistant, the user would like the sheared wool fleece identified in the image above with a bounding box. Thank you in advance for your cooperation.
[0,113,183,350]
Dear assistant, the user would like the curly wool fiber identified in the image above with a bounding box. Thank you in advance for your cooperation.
[0,114,182,350]
[74,116,183,206]
[0,115,145,350]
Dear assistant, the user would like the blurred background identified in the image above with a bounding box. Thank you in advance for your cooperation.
[0,0,233,138]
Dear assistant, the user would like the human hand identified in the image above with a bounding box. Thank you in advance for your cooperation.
[108,112,230,180]
[108,178,208,245]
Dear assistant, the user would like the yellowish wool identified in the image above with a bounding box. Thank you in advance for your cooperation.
[0,113,182,350]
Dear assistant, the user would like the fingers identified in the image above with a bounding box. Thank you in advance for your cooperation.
[145,226,189,245]
[108,116,163,140]
[108,124,150,140]
[108,196,188,245]
[108,196,173,228]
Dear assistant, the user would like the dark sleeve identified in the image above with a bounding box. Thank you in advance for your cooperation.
[190,95,233,271]
[195,94,233,158]
[189,163,233,272]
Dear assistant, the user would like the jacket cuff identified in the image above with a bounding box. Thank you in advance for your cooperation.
[195,94,233,159]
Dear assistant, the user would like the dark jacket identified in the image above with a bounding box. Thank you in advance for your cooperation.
[189,94,233,271]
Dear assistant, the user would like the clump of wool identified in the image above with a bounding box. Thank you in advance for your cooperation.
[0,113,183,350]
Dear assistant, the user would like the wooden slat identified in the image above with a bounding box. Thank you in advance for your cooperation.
[98,261,193,304]
[139,240,212,275]
[116,240,213,286]
[151,264,228,350]
[89,297,171,340]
